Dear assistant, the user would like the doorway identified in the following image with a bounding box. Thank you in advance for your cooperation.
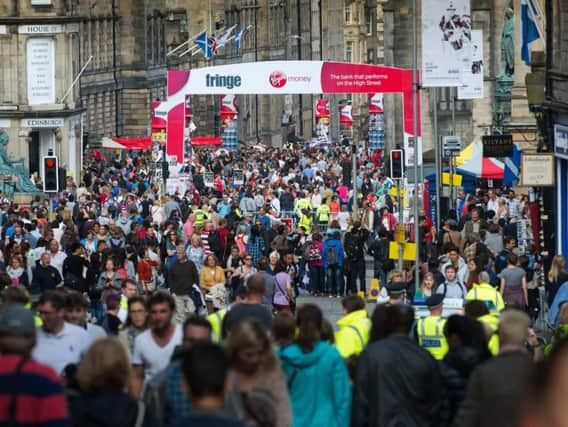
[28,131,40,175]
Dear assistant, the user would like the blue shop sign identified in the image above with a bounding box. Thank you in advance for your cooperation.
[555,124,568,160]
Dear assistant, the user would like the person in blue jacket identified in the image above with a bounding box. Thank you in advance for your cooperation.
[322,231,345,297]
[278,304,351,427]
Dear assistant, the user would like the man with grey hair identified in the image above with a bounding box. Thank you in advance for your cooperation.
[454,309,537,427]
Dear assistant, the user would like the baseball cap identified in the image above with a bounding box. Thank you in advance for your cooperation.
[0,304,36,337]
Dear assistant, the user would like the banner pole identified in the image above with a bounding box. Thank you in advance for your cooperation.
[433,87,441,229]
[412,0,421,291]
[398,180,404,270]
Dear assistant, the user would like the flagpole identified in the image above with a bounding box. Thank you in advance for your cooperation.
[209,0,212,34]
[167,29,207,56]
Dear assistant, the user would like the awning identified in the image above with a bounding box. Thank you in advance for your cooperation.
[191,136,222,146]
[458,156,504,179]
[454,140,504,179]
[101,137,152,150]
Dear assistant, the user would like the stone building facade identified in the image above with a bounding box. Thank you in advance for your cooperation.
[0,0,83,179]
[342,0,386,137]
[165,0,345,146]
[78,0,169,141]
[382,0,540,167]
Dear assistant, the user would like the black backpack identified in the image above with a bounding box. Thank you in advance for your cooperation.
[344,233,361,259]
[440,281,465,299]
[325,244,339,266]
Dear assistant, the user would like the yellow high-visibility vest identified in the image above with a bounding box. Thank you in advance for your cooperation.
[417,316,448,360]
[207,309,227,343]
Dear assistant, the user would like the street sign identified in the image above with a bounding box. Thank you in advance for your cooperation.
[442,172,463,186]
[482,134,513,157]
[442,136,461,159]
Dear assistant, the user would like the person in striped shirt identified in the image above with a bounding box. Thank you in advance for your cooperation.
[0,304,71,427]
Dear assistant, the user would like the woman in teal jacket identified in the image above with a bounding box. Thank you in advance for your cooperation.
[278,304,351,427]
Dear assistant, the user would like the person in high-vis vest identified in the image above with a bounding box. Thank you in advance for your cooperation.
[294,192,312,216]
[206,307,226,343]
[298,208,312,235]
[335,295,371,358]
[316,202,331,227]
[465,272,505,313]
[205,284,228,342]
[464,298,501,356]
[192,204,209,227]
[416,294,448,360]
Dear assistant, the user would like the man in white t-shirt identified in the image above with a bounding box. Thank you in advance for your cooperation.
[130,292,182,398]
[32,291,91,374]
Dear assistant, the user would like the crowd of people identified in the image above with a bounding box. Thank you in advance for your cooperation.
[0,143,567,427]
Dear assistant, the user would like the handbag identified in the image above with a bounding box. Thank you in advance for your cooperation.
[274,274,295,312]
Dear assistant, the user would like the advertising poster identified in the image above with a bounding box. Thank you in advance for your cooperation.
[368,93,384,150]
[151,101,167,144]
[422,0,472,87]
[204,172,215,187]
[339,103,353,128]
[233,169,244,185]
[458,30,484,99]
[315,98,330,144]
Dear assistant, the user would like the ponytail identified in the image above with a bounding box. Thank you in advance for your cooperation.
[296,304,323,353]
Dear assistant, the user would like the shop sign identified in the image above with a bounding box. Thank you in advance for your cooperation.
[554,124,568,160]
[521,154,555,186]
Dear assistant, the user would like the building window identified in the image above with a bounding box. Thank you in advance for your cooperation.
[365,9,373,35]
[367,48,375,63]
[344,4,352,24]
[345,41,353,62]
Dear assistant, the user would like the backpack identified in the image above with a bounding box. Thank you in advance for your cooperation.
[325,244,339,266]
[441,281,465,299]
[303,241,321,263]
[344,233,361,259]
[495,250,509,274]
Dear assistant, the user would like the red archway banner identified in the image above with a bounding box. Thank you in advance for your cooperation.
[155,61,422,166]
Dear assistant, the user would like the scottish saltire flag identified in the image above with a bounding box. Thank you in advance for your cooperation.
[521,0,540,65]
[216,25,237,50]
[504,144,522,186]
[195,31,213,59]
[234,27,249,49]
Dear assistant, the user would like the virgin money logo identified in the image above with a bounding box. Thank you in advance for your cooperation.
[269,71,287,88]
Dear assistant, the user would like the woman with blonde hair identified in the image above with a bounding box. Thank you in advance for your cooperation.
[70,338,154,426]
[225,320,292,427]
[414,272,436,302]
[547,255,568,306]
[186,234,205,274]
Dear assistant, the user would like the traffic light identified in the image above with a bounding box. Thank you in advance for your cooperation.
[42,156,59,192]
[389,149,404,179]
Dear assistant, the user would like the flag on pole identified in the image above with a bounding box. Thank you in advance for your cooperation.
[521,0,540,65]
[216,25,237,50]
[208,35,218,54]
[194,31,213,59]
[234,26,250,49]
[504,144,522,186]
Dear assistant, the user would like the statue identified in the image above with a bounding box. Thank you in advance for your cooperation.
[0,130,42,193]
[496,7,515,95]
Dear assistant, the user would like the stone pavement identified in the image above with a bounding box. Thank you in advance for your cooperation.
[297,256,377,329]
